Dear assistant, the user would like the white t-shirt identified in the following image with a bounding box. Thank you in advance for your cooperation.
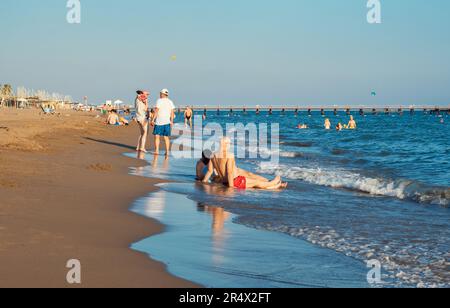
[135,98,148,122]
[155,98,175,126]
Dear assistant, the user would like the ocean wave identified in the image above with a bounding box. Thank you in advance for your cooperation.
[241,222,450,288]
[280,151,305,158]
[257,163,449,206]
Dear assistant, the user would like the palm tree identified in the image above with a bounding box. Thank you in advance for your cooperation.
[1,84,13,98]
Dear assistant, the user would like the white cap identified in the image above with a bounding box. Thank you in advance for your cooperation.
[160,89,169,96]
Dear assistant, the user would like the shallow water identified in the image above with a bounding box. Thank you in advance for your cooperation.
[131,187,371,288]
[128,110,449,288]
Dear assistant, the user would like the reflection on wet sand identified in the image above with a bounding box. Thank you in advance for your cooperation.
[137,151,146,160]
[197,205,231,236]
[195,184,234,264]
[134,153,170,176]
[152,154,169,170]
[197,204,231,265]
[133,155,233,265]
[195,182,236,199]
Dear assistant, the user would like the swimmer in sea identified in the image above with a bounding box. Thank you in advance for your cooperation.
[184,106,193,128]
[324,118,331,130]
[347,115,357,129]
[336,122,343,131]
[297,124,308,129]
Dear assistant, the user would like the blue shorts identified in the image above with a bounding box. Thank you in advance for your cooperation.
[153,124,172,137]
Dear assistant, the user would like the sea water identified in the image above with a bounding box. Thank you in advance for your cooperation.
[128,110,449,288]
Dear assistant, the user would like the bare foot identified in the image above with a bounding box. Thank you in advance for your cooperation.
[266,182,283,190]
[265,177,282,188]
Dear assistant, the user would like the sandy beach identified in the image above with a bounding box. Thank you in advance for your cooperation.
[0,108,197,288]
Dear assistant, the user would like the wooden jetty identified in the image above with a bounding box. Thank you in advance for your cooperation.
[178,106,450,115]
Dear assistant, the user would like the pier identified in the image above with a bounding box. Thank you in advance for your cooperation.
[178,106,450,115]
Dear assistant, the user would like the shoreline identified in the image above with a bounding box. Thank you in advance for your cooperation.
[0,109,198,288]
[130,183,370,288]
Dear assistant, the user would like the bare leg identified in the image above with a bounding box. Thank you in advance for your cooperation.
[237,169,270,182]
[138,122,148,151]
[154,135,160,155]
[142,123,148,151]
[245,176,283,190]
[137,124,144,150]
[164,136,171,157]
[266,181,288,190]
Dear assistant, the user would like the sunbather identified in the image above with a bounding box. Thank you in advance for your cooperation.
[106,109,120,125]
[202,137,287,190]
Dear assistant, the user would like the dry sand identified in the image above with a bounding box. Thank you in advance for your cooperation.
[0,108,198,288]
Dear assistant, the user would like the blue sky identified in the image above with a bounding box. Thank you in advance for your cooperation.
[1,0,449,106]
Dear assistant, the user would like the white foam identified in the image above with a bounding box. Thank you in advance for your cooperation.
[257,163,449,206]
[245,222,450,288]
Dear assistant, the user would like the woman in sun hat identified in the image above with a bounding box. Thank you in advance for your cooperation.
[135,90,150,152]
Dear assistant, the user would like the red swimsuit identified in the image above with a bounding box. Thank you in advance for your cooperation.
[233,176,247,190]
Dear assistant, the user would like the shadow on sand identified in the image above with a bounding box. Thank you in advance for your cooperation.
[84,137,136,151]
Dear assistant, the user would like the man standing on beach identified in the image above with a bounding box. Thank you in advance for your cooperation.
[152,89,175,157]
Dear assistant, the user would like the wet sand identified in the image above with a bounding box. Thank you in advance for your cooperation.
[131,186,370,288]
[0,108,198,288]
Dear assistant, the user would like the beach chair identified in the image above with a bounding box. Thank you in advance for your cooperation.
[40,105,56,115]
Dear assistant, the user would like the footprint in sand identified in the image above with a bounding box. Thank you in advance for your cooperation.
[86,163,113,172]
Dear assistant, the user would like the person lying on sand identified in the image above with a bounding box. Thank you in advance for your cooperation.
[119,116,129,126]
[202,137,287,190]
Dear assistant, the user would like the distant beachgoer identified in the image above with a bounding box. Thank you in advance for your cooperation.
[106,109,120,125]
[184,106,193,128]
[135,90,149,152]
[202,137,287,190]
[152,89,175,157]
[324,118,331,130]
[347,115,357,129]
[297,124,308,129]
[336,123,343,131]
[119,116,129,126]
